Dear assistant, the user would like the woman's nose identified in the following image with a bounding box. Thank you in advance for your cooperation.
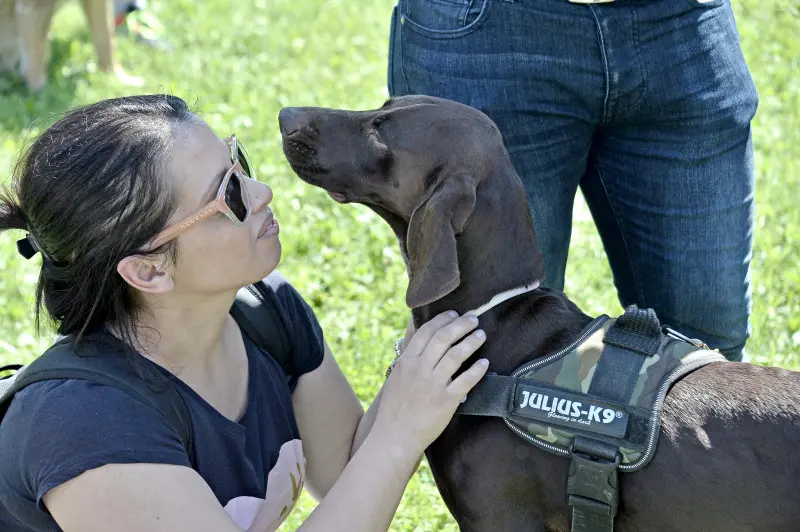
[249,178,273,212]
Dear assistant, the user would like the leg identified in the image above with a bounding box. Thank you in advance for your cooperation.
[0,1,20,72]
[583,1,758,360]
[388,0,607,290]
[81,0,115,71]
[15,0,56,91]
[81,0,143,85]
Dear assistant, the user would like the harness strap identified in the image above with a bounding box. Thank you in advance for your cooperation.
[455,374,513,417]
[587,344,647,405]
[588,306,661,404]
[567,436,620,532]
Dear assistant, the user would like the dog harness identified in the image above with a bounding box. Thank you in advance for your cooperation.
[457,305,727,532]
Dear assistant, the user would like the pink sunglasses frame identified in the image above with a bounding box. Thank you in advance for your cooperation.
[145,135,253,251]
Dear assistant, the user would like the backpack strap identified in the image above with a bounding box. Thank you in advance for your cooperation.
[231,279,294,383]
[0,338,196,466]
[1,275,295,466]
[0,366,24,405]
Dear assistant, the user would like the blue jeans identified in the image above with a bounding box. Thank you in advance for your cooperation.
[388,0,757,361]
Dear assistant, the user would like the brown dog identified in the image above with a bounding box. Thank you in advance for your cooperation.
[279,95,800,532]
[0,0,142,91]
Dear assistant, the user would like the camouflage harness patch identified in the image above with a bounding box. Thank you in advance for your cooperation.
[457,305,727,532]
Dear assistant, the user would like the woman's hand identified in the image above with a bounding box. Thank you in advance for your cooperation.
[372,311,489,456]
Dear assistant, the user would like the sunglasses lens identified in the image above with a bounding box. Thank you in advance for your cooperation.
[237,144,255,180]
[225,171,249,222]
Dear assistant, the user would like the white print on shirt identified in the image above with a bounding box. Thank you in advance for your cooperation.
[223,439,305,532]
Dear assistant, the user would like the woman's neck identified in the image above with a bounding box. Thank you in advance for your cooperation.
[113,290,239,377]
[114,289,251,422]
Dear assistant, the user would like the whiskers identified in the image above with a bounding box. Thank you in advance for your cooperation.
[282,139,328,177]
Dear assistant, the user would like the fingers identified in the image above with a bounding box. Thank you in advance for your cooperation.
[417,314,480,371]
[431,328,486,383]
[448,358,490,400]
[399,315,416,353]
[402,310,459,357]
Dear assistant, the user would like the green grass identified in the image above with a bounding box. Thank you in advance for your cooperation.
[0,0,797,529]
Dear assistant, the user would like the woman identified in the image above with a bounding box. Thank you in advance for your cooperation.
[0,94,489,531]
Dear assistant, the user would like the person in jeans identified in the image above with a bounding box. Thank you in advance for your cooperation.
[388,0,758,361]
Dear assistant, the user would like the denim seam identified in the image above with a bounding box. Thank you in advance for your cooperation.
[460,0,475,26]
[587,6,611,124]
[397,12,412,94]
[628,6,648,114]
[592,161,646,305]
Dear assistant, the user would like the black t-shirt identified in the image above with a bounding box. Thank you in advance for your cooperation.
[0,274,325,531]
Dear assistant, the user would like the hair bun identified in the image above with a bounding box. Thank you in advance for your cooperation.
[0,188,28,232]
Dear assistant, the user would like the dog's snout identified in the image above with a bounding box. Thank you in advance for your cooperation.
[279,107,314,136]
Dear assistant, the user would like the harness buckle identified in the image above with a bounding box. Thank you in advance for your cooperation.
[567,437,621,531]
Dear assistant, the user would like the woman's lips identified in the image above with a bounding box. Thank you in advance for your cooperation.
[258,214,279,238]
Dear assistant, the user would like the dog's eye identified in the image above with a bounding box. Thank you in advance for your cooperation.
[372,115,388,128]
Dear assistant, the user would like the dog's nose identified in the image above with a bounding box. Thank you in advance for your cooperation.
[279,107,313,136]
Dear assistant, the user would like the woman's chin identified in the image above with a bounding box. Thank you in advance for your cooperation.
[258,242,282,278]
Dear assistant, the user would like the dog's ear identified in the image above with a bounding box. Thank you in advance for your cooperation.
[405,174,477,308]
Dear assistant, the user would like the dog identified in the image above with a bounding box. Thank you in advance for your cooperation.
[0,0,142,91]
[279,95,800,531]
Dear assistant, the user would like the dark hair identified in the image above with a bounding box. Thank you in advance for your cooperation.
[0,94,199,348]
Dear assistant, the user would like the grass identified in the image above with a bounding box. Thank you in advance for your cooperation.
[0,0,797,529]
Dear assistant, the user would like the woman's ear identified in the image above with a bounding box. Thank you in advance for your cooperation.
[117,255,175,294]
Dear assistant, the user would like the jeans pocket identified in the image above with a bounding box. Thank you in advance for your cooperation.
[398,0,491,39]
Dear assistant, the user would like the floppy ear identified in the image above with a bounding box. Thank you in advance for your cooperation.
[405,174,477,308]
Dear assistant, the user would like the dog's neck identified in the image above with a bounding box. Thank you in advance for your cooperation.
[431,171,594,372]
[374,157,591,371]
[412,159,545,324]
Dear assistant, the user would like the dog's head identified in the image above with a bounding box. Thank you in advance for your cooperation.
[279,95,542,308]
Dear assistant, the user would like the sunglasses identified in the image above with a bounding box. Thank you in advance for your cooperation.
[146,135,256,251]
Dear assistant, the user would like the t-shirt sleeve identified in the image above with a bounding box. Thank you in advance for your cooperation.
[264,271,325,378]
[0,378,191,508]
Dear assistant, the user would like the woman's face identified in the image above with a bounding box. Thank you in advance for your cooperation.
[164,120,281,295]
